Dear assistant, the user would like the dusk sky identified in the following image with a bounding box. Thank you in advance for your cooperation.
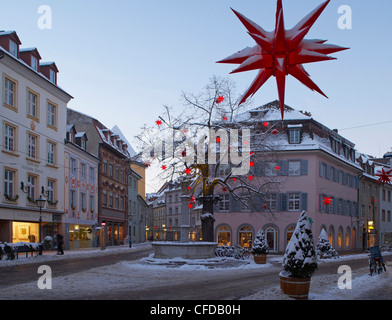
[1,0,391,192]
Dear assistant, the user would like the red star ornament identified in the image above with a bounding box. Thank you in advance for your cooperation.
[375,168,392,186]
[217,0,349,120]
[322,196,332,206]
[216,96,225,103]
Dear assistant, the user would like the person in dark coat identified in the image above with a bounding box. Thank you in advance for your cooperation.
[54,231,64,255]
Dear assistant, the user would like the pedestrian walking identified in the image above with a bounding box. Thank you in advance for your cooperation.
[54,231,64,255]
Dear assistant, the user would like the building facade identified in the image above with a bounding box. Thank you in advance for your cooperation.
[67,108,130,246]
[214,101,362,253]
[0,30,72,243]
[64,125,99,250]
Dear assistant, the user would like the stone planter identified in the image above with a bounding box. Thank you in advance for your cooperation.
[152,242,217,260]
[279,273,311,300]
[253,253,267,264]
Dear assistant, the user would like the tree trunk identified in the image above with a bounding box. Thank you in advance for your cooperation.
[199,195,220,242]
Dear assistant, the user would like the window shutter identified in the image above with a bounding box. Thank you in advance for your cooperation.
[333,197,337,214]
[278,160,288,176]
[301,193,308,211]
[319,194,323,212]
[229,195,240,212]
[342,172,346,185]
[279,194,287,211]
[326,164,331,180]
[342,200,347,215]
[301,160,308,175]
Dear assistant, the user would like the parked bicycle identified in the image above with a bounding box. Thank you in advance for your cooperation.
[215,245,250,260]
[368,245,387,276]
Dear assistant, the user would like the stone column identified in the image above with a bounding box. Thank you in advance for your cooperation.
[180,195,190,243]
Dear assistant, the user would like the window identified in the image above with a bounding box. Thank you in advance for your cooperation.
[9,40,17,57]
[115,195,119,209]
[109,193,113,208]
[80,192,86,211]
[27,133,38,160]
[382,210,386,222]
[388,210,391,222]
[288,193,300,211]
[218,194,230,211]
[218,164,231,177]
[382,189,386,201]
[80,138,86,150]
[89,195,95,212]
[70,189,77,208]
[103,160,107,175]
[81,163,87,180]
[27,174,37,201]
[4,168,16,198]
[388,191,391,203]
[89,167,95,184]
[4,76,16,108]
[289,129,300,144]
[120,196,124,210]
[50,69,56,84]
[115,165,119,180]
[265,161,278,176]
[27,91,38,119]
[265,193,277,211]
[288,161,301,176]
[47,102,57,128]
[31,56,38,71]
[240,198,250,211]
[4,123,16,152]
[47,141,56,165]
[47,180,55,203]
[102,191,107,207]
[70,158,77,176]
[109,164,113,177]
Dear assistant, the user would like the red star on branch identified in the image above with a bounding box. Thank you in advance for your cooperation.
[156,120,162,126]
[161,165,167,170]
[322,196,332,206]
[185,168,192,175]
[216,96,225,103]
[375,168,392,186]
[217,0,349,120]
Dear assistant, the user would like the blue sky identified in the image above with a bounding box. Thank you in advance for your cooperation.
[1,0,392,190]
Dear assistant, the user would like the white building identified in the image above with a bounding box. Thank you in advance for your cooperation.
[0,30,72,243]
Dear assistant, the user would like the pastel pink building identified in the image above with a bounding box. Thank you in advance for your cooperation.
[214,101,362,253]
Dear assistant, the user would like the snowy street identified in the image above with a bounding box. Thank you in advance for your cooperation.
[0,242,391,301]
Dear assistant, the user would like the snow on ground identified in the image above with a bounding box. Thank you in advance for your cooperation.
[0,243,391,300]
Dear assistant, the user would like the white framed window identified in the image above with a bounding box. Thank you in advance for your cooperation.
[80,192,86,211]
[288,193,300,211]
[47,102,56,128]
[4,123,15,152]
[9,40,17,57]
[27,174,37,201]
[288,161,301,176]
[47,180,55,203]
[4,77,16,107]
[89,195,95,212]
[27,91,38,118]
[218,194,230,211]
[4,169,16,198]
[289,129,300,144]
[70,189,77,208]
[89,167,95,184]
[81,163,87,180]
[47,141,56,165]
[31,56,38,71]
[102,191,107,207]
[27,134,38,159]
[265,161,278,176]
[50,69,56,84]
[70,158,77,176]
[265,193,277,211]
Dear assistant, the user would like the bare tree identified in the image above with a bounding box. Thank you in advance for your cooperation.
[137,76,283,242]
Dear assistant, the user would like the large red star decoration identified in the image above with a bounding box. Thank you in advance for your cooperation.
[375,168,392,186]
[322,196,332,206]
[217,0,349,120]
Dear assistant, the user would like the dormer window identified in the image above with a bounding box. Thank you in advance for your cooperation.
[31,56,38,71]
[80,137,86,150]
[9,40,17,57]
[289,128,300,144]
[50,69,56,84]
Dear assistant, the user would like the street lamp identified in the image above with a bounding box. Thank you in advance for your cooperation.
[36,195,46,243]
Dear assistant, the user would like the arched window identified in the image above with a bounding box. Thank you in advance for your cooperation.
[338,226,343,248]
[328,225,335,247]
[238,225,253,248]
[216,224,231,246]
[264,225,278,252]
[345,227,351,248]
[352,228,356,250]
[286,225,296,245]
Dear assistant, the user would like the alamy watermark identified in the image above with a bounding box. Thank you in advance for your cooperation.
[37,5,52,30]
[338,5,352,30]
[37,265,52,289]
[337,265,352,290]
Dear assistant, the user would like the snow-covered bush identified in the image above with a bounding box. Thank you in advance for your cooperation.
[252,229,269,255]
[282,211,318,278]
[3,243,16,260]
[0,242,44,260]
[316,229,339,259]
[42,236,53,250]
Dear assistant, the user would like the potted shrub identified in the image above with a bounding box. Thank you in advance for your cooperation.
[316,228,339,259]
[252,229,269,264]
[280,210,318,300]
